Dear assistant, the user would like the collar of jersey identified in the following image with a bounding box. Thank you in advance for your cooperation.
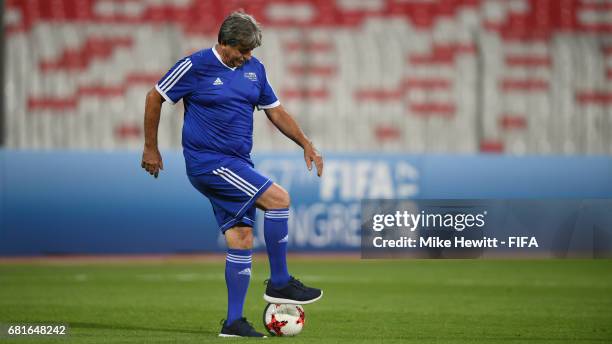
[213,45,236,71]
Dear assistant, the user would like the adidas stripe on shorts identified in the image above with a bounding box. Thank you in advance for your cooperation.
[188,157,273,233]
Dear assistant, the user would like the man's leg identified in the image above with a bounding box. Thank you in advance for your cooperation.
[187,161,269,337]
[224,226,253,325]
[255,184,290,287]
[256,183,322,304]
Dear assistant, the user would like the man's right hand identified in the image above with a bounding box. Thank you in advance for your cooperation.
[141,146,164,178]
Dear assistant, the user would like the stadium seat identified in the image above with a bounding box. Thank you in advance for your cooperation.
[3,0,612,155]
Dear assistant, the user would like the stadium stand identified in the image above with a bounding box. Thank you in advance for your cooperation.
[4,0,612,154]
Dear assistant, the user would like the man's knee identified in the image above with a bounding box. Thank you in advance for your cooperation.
[257,184,290,210]
[277,188,290,209]
[225,226,253,249]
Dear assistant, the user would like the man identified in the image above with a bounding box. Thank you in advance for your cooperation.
[141,12,323,338]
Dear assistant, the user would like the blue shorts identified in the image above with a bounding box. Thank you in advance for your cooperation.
[188,157,273,233]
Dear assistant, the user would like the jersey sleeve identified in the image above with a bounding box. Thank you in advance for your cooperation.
[155,56,196,105]
[256,64,280,110]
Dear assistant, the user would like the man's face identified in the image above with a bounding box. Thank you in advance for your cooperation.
[221,44,253,68]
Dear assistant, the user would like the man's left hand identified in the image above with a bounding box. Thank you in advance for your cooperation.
[304,144,323,177]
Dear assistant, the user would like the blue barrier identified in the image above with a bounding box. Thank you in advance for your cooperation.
[1,150,611,255]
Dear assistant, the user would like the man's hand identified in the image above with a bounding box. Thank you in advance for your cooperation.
[141,146,164,178]
[304,143,323,177]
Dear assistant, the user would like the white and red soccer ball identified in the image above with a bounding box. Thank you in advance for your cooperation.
[263,303,305,336]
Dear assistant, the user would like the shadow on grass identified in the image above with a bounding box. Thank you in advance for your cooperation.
[67,322,217,336]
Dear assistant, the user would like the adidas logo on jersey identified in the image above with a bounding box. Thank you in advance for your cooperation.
[278,235,289,244]
[238,268,251,276]
[213,77,223,86]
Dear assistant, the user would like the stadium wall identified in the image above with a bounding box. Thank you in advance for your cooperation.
[1,150,611,256]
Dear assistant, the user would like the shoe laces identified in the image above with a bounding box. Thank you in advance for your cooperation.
[221,317,254,328]
[236,318,256,331]
[265,277,307,290]
[289,276,308,290]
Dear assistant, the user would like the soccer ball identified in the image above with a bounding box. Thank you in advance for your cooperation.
[263,303,305,336]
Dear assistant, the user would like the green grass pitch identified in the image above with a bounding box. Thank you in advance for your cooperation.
[1,258,611,343]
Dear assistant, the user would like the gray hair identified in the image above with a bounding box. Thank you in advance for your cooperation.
[218,11,262,50]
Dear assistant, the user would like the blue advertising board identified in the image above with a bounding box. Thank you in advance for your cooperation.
[1,150,611,255]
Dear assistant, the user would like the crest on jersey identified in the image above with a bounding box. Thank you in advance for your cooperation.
[244,72,257,81]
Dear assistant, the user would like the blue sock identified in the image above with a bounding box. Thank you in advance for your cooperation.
[264,209,291,288]
[225,248,252,325]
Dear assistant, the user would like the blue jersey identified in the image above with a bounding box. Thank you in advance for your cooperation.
[156,47,279,175]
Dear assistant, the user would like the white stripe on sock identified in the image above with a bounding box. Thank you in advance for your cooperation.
[226,257,252,264]
[227,253,252,261]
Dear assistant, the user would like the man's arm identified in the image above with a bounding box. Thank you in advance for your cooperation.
[141,87,165,178]
[264,104,323,177]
